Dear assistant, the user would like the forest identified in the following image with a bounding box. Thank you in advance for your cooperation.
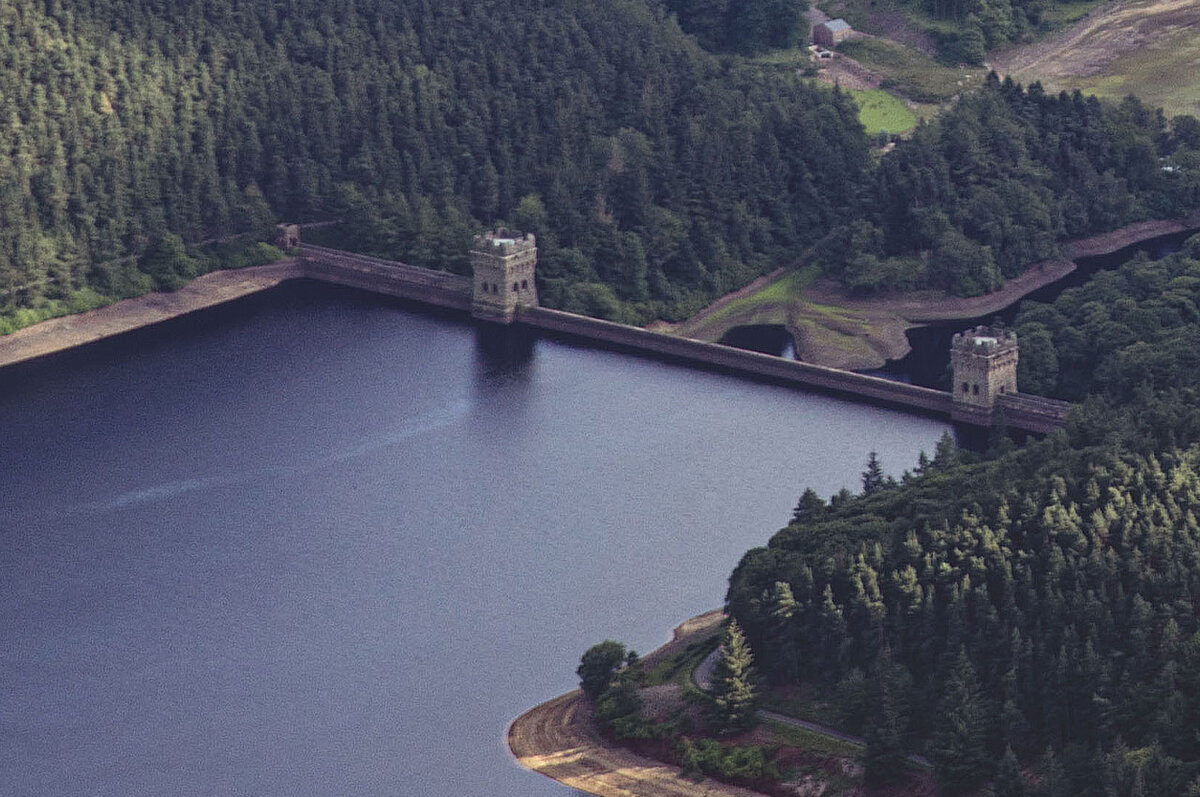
[0,0,866,327]
[891,0,1100,64]
[821,79,1200,296]
[2,0,1198,335]
[727,237,1200,793]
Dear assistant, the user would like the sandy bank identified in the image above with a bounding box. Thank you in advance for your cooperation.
[506,610,766,797]
[0,261,303,370]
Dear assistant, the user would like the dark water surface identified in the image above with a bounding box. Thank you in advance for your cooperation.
[0,281,949,796]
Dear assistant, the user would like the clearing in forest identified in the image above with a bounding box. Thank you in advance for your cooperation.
[988,0,1200,117]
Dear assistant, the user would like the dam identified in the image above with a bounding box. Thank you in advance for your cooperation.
[0,227,1070,433]
[292,232,1070,434]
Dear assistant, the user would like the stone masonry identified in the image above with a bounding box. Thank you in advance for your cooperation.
[471,230,538,322]
[950,325,1018,410]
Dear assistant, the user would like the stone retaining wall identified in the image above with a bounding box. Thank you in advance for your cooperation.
[299,245,472,312]
[520,306,956,417]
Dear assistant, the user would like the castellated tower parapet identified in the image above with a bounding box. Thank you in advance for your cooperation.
[470,229,538,323]
[950,326,1018,410]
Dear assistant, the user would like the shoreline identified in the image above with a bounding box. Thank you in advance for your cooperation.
[3,213,1195,376]
[506,610,767,797]
[676,214,1200,370]
[0,260,303,370]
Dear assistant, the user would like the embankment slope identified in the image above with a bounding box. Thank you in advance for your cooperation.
[0,261,303,370]
[676,215,1200,370]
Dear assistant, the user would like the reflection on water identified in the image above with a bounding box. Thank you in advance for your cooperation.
[718,324,796,358]
[474,321,537,379]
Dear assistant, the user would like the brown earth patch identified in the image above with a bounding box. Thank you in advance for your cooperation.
[988,0,1200,84]
[816,52,883,91]
[867,10,937,56]
[507,611,773,797]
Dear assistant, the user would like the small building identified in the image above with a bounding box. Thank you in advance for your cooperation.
[950,326,1018,410]
[813,18,853,48]
[275,223,300,250]
[470,229,538,323]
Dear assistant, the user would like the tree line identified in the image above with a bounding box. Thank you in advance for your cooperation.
[819,76,1200,297]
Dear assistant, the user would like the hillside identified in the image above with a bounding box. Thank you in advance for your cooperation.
[726,234,1200,795]
[989,0,1200,118]
[0,0,869,327]
[2,0,1198,337]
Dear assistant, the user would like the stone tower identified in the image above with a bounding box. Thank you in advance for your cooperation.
[950,326,1018,410]
[275,223,300,250]
[470,230,538,323]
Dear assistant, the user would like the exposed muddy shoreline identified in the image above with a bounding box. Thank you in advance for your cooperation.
[0,261,303,370]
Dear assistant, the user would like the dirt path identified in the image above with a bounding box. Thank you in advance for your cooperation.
[988,0,1200,84]
[507,611,766,797]
[0,261,303,370]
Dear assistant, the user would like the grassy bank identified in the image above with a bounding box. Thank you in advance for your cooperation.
[989,0,1200,118]
[1072,15,1200,117]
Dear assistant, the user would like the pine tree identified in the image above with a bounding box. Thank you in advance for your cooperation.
[994,745,1027,797]
[711,619,760,735]
[932,430,959,470]
[864,648,909,786]
[931,649,992,795]
[790,487,826,525]
[861,451,885,494]
[766,580,800,682]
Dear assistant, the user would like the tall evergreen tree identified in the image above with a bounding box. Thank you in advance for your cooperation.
[710,619,760,735]
[994,745,1027,797]
[790,487,826,525]
[864,647,909,786]
[861,451,885,494]
[931,649,992,795]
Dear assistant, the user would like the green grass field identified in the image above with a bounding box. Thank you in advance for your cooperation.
[849,88,918,135]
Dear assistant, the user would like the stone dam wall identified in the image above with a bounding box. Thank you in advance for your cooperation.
[518,306,956,417]
[297,245,959,418]
[298,244,472,312]
[0,245,1066,431]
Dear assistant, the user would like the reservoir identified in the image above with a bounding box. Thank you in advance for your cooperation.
[0,281,948,796]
